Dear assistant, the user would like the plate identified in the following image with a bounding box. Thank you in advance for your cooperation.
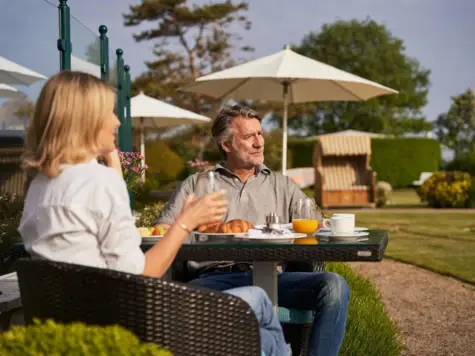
[317,227,368,233]
[141,236,163,244]
[193,232,237,237]
[193,231,237,243]
[316,231,369,239]
[254,223,293,230]
[233,232,308,244]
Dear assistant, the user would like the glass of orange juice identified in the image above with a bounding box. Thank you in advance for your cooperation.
[292,198,319,234]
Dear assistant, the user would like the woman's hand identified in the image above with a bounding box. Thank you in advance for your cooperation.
[177,190,228,230]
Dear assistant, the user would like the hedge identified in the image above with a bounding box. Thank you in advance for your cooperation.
[287,138,441,189]
[288,139,314,167]
[145,140,186,182]
[371,138,441,188]
[0,319,171,355]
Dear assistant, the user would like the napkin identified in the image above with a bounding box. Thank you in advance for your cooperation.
[248,229,264,237]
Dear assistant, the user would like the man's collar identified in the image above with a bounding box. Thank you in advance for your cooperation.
[214,162,271,176]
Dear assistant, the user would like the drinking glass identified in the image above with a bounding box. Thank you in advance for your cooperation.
[195,171,228,222]
[195,171,220,196]
[292,197,320,234]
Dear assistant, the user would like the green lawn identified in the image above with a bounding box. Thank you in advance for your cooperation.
[386,188,424,207]
[348,212,475,284]
[326,263,401,356]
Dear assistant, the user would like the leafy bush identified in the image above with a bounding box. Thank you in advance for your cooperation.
[326,263,401,356]
[371,138,441,188]
[132,176,164,211]
[445,155,475,176]
[418,171,472,208]
[0,319,172,355]
[468,177,475,208]
[375,181,393,207]
[136,202,166,227]
[145,140,186,182]
[0,193,23,246]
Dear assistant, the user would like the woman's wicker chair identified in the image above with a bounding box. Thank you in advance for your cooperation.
[15,259,261,356]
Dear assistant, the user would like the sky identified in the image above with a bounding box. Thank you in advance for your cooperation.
[1,0,474,125]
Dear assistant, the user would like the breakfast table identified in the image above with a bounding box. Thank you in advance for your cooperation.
[141,229,389,306]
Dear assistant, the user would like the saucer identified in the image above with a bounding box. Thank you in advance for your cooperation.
[317,227,368,233]
[315,231,369,239]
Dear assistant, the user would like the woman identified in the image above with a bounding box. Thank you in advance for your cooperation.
[18,71,289,356]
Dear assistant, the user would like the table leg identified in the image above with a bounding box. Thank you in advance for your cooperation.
[252,261,278,308]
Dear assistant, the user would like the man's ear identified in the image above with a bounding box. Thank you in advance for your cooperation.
[221,140,232,153]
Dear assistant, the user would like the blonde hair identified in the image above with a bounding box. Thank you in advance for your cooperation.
[22,71,115,178]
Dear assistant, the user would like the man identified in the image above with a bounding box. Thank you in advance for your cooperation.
[156,104,349,356]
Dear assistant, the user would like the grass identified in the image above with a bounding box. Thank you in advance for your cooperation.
[386,188,424,207]
[326,262,402,356]
[343,212,475,284]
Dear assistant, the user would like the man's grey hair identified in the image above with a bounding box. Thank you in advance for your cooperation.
[211,104,262,159]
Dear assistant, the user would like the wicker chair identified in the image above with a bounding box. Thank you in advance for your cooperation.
[15,259,261,356]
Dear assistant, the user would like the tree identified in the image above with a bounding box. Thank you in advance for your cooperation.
[123,0,252,114]
[123,0,253,160]
[435,88,475,157]
[14,99,35,129]
[273,18,431,136]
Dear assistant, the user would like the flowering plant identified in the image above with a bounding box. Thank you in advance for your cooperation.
[418,171,472,208]
[117,150,148,192]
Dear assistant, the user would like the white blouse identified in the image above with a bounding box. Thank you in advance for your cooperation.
[19,159,145,275]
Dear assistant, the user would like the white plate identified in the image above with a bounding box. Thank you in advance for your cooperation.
[254,223,293,230]
[141,236,163,244]
[317,227,368,233]
[316,231,369,239]
[233,232,308,244]
[193,232,237,237]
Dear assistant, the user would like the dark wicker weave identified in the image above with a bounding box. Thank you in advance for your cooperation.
[177,231,388,262]
[16,259,261,356]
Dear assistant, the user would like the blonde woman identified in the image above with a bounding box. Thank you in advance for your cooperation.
[18,71,290,356]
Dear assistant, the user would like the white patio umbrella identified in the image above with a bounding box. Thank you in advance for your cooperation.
[131,92,211,180]
[0,84,24,99]
[0,56,47,85]
[181,46,398,175]
[71,55,101,79]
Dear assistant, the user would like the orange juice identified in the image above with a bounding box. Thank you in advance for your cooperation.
[292,219,319,234]
[294,236,318,245]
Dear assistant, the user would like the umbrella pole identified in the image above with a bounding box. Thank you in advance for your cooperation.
[281,82,289,176]
[140,117,146,182]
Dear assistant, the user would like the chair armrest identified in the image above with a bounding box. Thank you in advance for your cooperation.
[16,259,261,356]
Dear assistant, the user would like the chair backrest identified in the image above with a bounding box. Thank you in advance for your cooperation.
[16,259,261,356]
[321,156,368,190]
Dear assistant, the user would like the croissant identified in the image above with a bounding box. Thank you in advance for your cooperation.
[196,219,254,234]
[196,222,222,233]
[220,219,254,233]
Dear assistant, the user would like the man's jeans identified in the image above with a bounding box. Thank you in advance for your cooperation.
[190,271,350,356]
[224,286,291,356]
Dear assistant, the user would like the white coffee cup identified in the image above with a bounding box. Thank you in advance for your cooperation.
[332,214,355,227]
[323,214,355,235]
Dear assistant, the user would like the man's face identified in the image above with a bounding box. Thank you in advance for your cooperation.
[225,116,264,168]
